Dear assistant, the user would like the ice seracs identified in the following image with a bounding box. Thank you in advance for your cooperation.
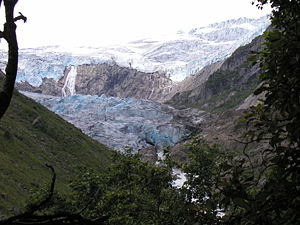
[22,92,191,152]
[0,16,270,86]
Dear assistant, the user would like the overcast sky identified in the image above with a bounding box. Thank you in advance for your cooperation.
[3,0,271,48]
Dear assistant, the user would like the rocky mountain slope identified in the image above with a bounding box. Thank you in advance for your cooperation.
[17,63,172,101]
[166,33,267,161]
[0,76,112,216]
[166,34,264,112]
[161,60,224,102]
[1,17,269,165]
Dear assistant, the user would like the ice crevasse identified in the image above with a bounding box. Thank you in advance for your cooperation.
[25,92,191,152]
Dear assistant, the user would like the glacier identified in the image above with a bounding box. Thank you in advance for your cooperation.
[22,92,191,152]
[0,16,270,86]
[0,48,108,86]
[0,16,270,153]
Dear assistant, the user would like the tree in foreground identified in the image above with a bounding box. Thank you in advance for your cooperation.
[218,1,300,224]
[1,0,299,224]
[0,0,26,120]
[68,149,187,225]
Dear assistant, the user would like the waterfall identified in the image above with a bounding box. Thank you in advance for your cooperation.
[148,76,156,100]
[62,65,77,97]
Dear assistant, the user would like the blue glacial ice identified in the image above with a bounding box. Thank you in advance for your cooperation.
[24,92,191,152]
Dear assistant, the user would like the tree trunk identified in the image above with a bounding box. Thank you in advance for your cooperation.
[0,0,20,120]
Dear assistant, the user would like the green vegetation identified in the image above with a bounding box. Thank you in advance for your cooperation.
[194,87,256,113]
[212,87,256,112]
[25,0,299,224]
[206,70,241,95]
[181,85,256,113]
[0,89,112,216]
[22,139,228,225]
[218,0,300,224]
[68,149,182,225]
[201,57,260,112]
[1,0,299,224]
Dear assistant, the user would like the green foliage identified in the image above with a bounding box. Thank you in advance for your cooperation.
[183,138,219,203]
[26,186,68,215]
[206,70,240,95]
[24,137,256,225]
[181,137,225,225]
[191,67,259,112]
[67,149,185,225]
[0,90,112,216]
[211,87,255,113]
[63,144,235,225]
[219,0,300,224]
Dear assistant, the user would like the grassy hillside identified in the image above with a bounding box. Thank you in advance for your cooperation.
[0,88,112,216]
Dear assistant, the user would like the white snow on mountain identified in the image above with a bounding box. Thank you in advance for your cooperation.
[1,17,270,153]
[22,92,191,152]
[0,16,270,86]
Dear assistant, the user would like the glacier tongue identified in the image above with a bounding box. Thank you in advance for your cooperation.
[23,92,191,152]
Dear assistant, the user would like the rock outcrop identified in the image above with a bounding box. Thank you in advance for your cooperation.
[162,61,224,102]
[72,63,172,101]
[166,35,265,111]
[17,63,173,101]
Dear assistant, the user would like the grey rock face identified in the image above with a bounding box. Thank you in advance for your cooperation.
[161,61,224,102]
[166,34,265,111]
[139,146,158,164]
[73,63,173,101]
[17,63,173,101]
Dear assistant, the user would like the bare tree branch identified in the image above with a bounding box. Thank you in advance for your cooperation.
[0,165,109,225]
[14,12,27,23]
[26,164,56,214]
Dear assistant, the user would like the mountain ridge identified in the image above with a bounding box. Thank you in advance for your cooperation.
[166,34,264,112]
[12,23,268,155]
[0,16,270,87]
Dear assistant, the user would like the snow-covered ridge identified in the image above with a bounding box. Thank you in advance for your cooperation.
[0,16,270,86]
